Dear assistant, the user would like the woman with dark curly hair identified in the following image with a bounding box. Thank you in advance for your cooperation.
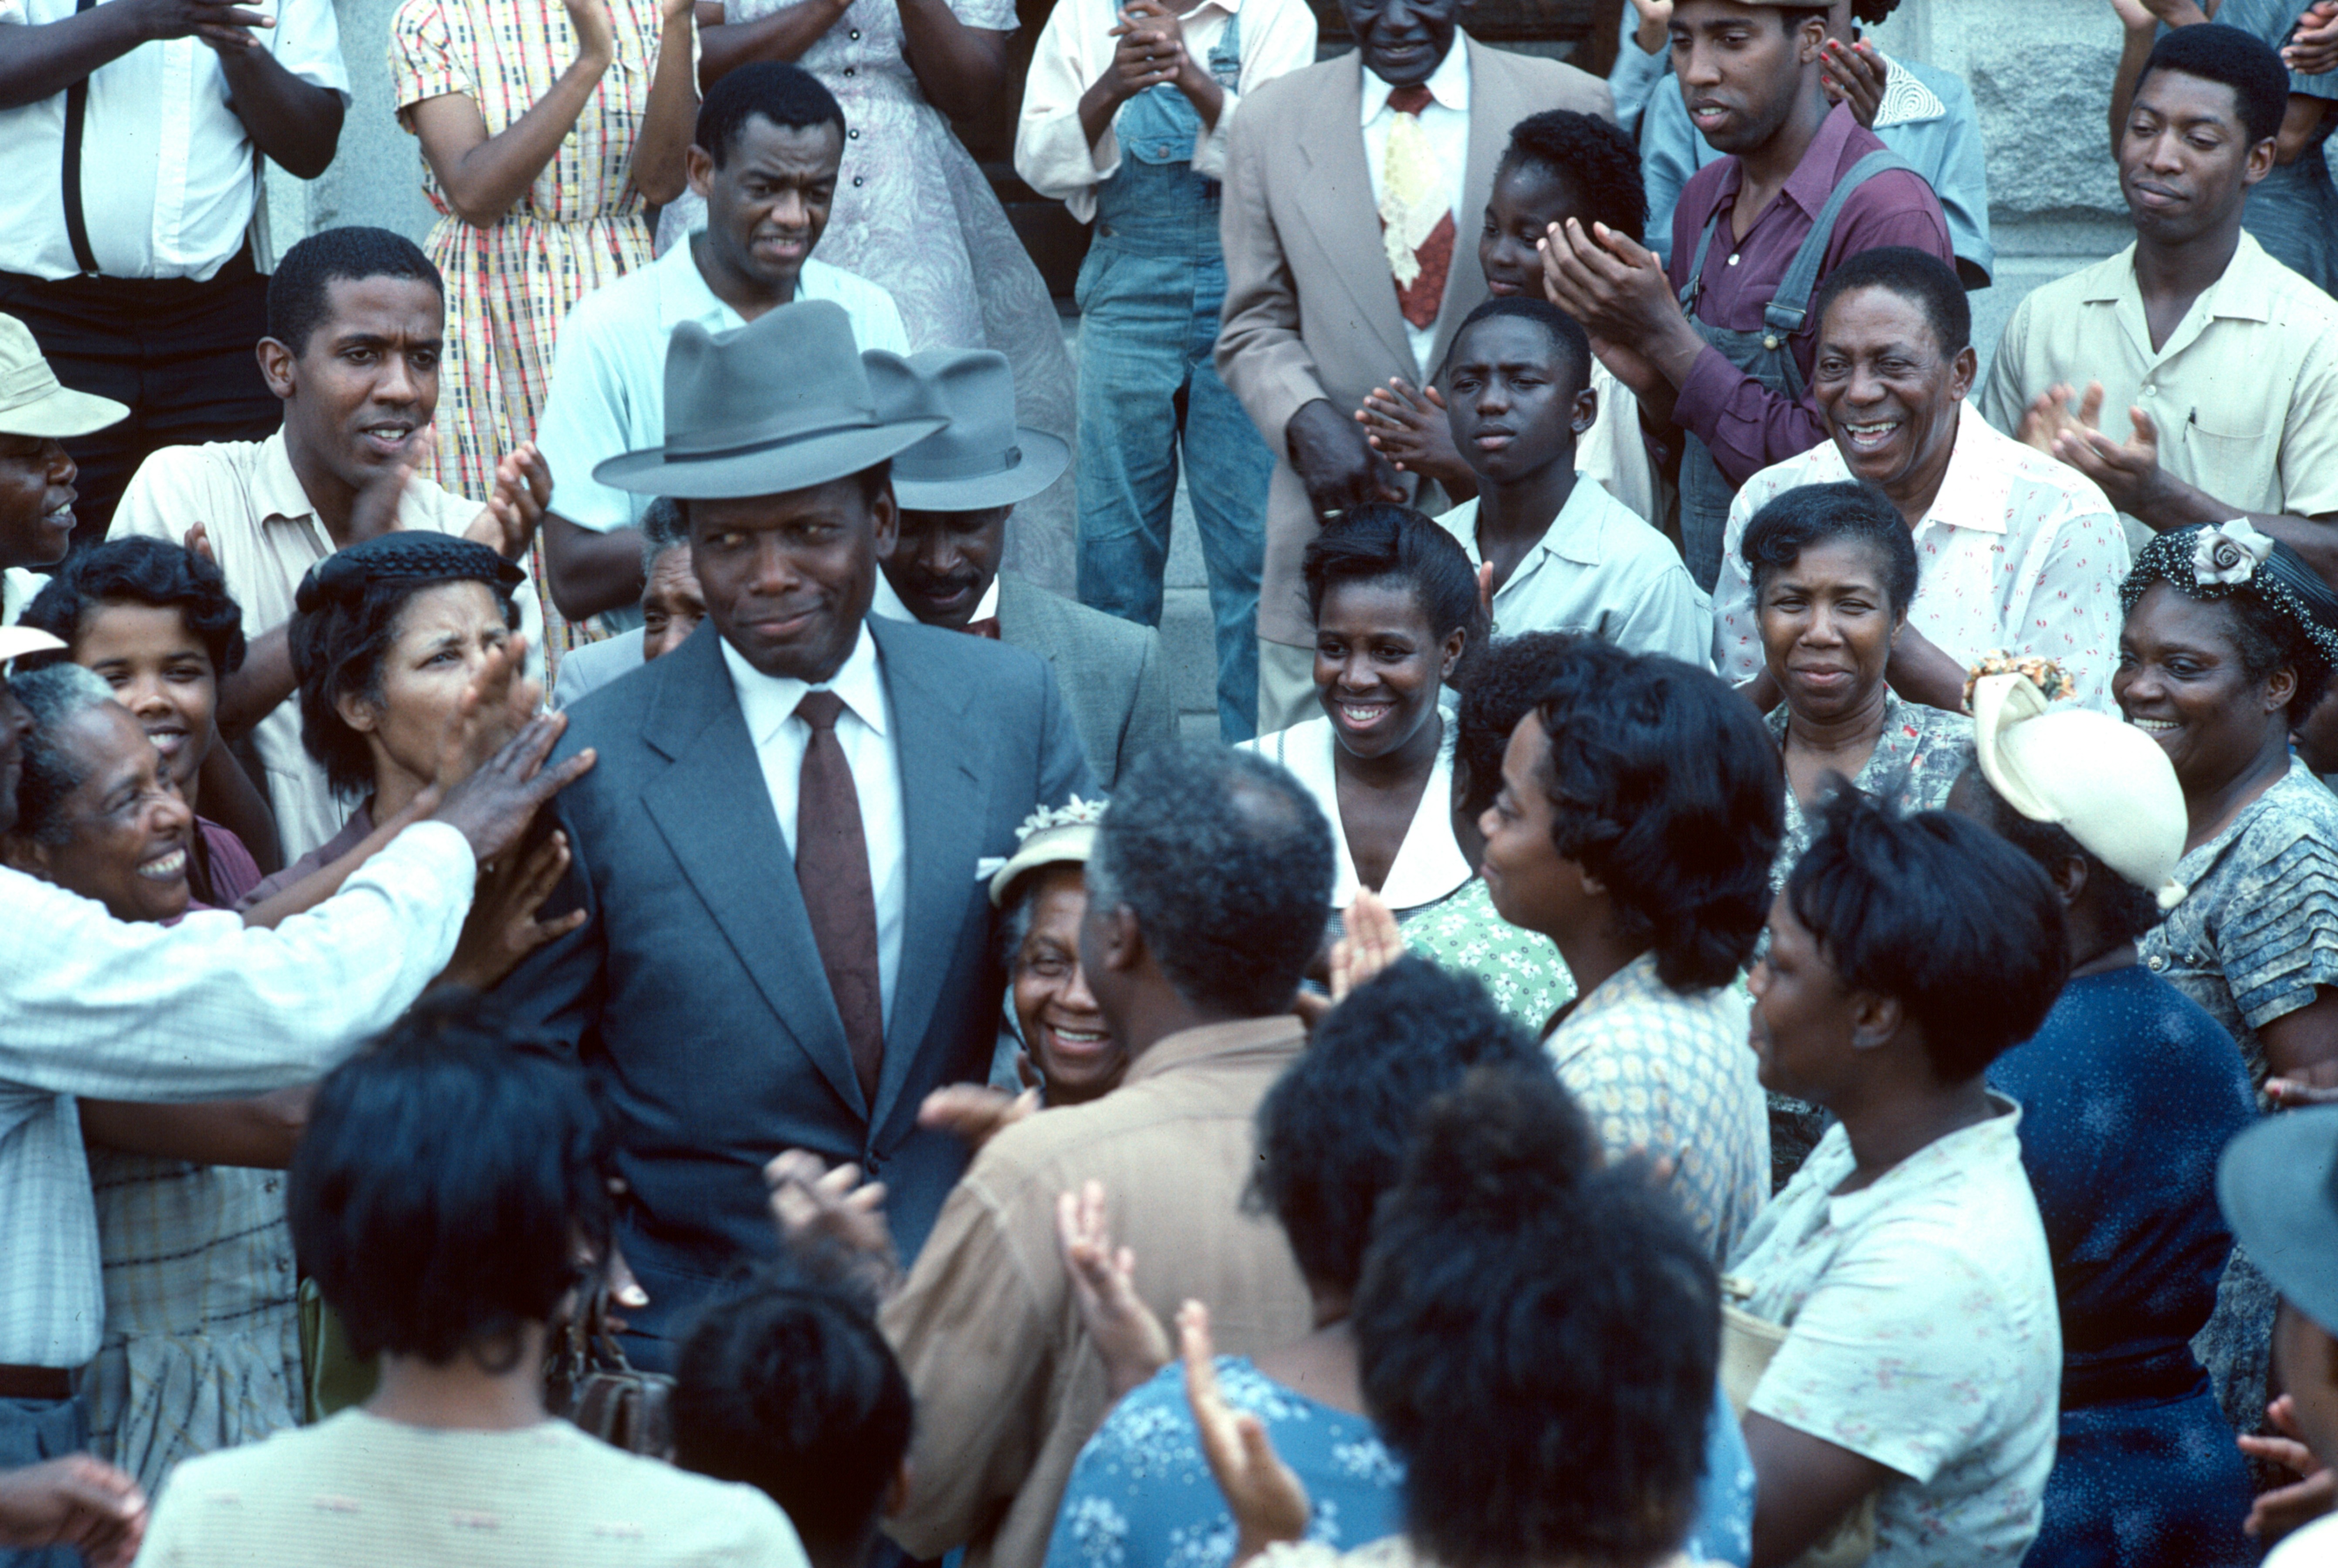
[2116,520,2338,1089]
[1475,635,1782,1263]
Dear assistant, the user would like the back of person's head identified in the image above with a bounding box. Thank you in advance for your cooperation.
[1251,958,1552,1293]
[1740,480,1919,621]
[1302,503,1481,649]
[1084,742,1334,1017]
[1447,296,1593,395]
[1956,766,2164,946]
[2136,23,2289,146]
[4,662,114,845]
[1498,109,1646,241]
[697,61,846,163]
[1811,244,1972,355]
[18,536,246,678]
[1357,1069,1717,1568]
[1455,631,1578,820]
[1533,641,1783,991]
[267,226,443,357]
[673,1266,911,1566]
[1786,788,2069,1081]
[290,994,612,1365]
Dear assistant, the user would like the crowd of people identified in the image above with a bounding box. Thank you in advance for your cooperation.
[5,0,2338,1563]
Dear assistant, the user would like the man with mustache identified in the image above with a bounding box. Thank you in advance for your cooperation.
[534,61,908,632]
[1214,0,1612,734]
[1980,23,2338,591]
[872,349,1173,789]
[1538,0,1952,594]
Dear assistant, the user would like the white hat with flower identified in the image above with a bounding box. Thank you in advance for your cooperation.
[980,796,1110,908]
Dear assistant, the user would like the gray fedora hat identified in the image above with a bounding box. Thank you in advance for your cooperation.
[865,349,1069,512]
[2220,1105,2338,1335]
[595,298,945,499]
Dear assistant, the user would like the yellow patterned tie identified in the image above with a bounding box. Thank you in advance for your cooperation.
[1380,85,1455,328]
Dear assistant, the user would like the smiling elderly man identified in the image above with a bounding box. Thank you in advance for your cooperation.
[1712,247,2129,713]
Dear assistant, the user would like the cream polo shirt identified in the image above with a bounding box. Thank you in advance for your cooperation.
[1714,404,2131,712]
[1978,234,2338,531]
[109,432,546,859]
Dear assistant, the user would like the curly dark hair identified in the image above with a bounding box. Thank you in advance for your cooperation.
[1302,503,1482,655]
[2121,527,2338,725]
[5,663,116,847]
[1497,108,1648,242]
[1357,1068,1716,1568]
[1455,631,1579,821]
[1530,640,1783,992]
[17,536,247,678]
[1741,480,1920,622]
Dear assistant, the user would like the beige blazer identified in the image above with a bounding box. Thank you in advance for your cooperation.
[1215,37,1614,647]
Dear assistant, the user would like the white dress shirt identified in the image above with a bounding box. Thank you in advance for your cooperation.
[721,624,907,1023]
[0,823,474,1367]
[1360,43,1471,376]
[0,0,350,280]
[1013,0,1320,225]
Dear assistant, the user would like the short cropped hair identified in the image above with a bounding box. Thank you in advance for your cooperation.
[1812,244,1972,355]
[673,1270,912,1562]
[1083,742,1334,1018]
[1740,480,1919,621]
[1250,958,1552,1291]
[639,496,690,575]
[289,996,614,1365]
[1784,788,2070,1082]
[267,226,443,358]
[1956,765,2162,946]
[1302,504,1481,652]
[1532,641,1783,992]
[2135,23,2290,146]
[1357,1068,1717,1568]
[1455,631,1578,821]
[697,61,846,165]
[1446,296,1593,396]
[18,536,247,679]
[5,663,115,846]
[1497,109,1648,241]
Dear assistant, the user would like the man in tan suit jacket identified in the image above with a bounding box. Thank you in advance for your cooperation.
[1216,2,1613,732]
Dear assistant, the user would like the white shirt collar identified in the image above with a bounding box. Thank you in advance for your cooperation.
[657,237,846,335]
[721,619,890,748]
[1358,37,1472,125]
[971,575,1001,623]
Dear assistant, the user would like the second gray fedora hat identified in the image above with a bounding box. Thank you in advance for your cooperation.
[595,298,944,499]
[865,348,1070,511]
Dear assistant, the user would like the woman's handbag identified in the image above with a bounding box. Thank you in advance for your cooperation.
[543,1286,675,1457]
[1719,1281,1877,1568]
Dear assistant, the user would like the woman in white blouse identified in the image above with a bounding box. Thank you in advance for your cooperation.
[1240,506,1476,923]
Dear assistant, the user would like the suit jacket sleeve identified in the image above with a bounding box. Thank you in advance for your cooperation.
[1117,632,1178,783]
[1214,86,1324,451]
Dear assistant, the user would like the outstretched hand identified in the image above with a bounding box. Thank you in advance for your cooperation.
[2240,1395,2337,1540]
[919,1082,1042,1152]
[1183,1300,1310,1567]
[1819,37,1887,128]
[1326,889,1403,1004]
[0,1455,146,1568]
[1057,1179,1174,1399]
[439,829,586,990]
[765,1148,902,1295]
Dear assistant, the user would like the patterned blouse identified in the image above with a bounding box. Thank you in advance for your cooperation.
[2142,760,2338,1088]
[1545,952,1770,1266]
[1400,878,1574,1035]
[1727,1102,2061,1567]
[1767,692,1976,889]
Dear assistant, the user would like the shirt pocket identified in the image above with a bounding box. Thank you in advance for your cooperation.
[2179,414,2283,511]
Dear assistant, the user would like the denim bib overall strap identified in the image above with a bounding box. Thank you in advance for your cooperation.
[1074,3,1272,741]
[1673,149,1916,591]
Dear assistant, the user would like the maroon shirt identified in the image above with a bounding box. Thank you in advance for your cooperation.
[1665,103,1954,486]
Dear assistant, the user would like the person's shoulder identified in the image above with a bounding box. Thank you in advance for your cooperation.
[999,575,1152,660]
[122,438,267,497]
[561,1431,806,1554]
[1963,414,2116,514]
[876,612,1052,692]
[1239,53,1350,117]
[1468,35,1607,107]
[561,257,670,339]
[2229,765,2338,862]
[800,257,903,316]
[1582,482,1693,571]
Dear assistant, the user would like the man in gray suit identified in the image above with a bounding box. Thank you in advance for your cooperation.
[872,350,1177,789]
[1216,0,1614,732]
[501,300,1096,1362]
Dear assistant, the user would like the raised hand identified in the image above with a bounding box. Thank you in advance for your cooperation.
[1538,218,1681,349]
[560,0,618,64]
[429,710,595,863]
[1625,0,1671,52]
[2042,392,2162,515]
[1056,1179,1174,1399]
[347,426,433,546]
[438,829,586,990]
[1819,37,1888,128]
[181,520,216,564]
[764,1148,902,1294]
[0,1455,146,1568]
[1357,378,1471,489]
[1326,888,1403,1004]
[918,1082,1041,1152]
[430,632,542,793]
[466,441,554,563]
[1181,1301,1310,1566]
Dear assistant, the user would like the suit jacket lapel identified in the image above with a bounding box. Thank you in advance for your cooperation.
[1426,34,1500,373]
[869,616,986,1129]
[1294,54,1420,375]
[638,627,867,1118]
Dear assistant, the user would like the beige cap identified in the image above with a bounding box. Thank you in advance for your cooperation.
[1971,671,2189,910]
[981,796,1109,907]
[0,314,128,439]
[0,624,67,666]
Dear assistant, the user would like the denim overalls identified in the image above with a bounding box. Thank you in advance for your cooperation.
[1073,10,1273,740]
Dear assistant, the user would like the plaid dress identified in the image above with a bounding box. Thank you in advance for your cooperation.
[389,0,673,664]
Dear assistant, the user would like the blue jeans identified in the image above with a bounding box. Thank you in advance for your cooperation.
[1073,159,1272,741]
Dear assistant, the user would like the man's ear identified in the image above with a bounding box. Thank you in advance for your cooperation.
[1849,990,1902,1052]
[2244,135,2279,189]
[1570,383,1599,438]
[2050,854,2089,910]
[257,337,298,401]
[869,483,900,561]
[685,144,716,200]
[0,835,49,879]
[1949,344,1979,402]
[1796,12,1829,65]
[1097,902,1146,975]
[882,1456,912,1519]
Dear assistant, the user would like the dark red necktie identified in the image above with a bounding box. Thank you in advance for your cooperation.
[963,617,1002,640]
[795,690,884,1106]
[1385,84,1455,331]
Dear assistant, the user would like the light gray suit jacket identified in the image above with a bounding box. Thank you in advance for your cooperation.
[996,572,1175,789]
[1215,38,1614,648]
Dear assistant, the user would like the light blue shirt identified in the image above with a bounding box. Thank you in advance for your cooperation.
[535,242,912,541]
[1641,51,1994,286]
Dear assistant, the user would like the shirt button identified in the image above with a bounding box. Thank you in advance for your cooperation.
[264,1179,281,1194]
[2147,954,2167,971]
[2141,383,2155,396]
[853,176,864,186]
[276,1258,291,1273]
[849,128,859,139]
[843,66,855,76]
[1727,252,1740,266]
[848,26,859,36]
